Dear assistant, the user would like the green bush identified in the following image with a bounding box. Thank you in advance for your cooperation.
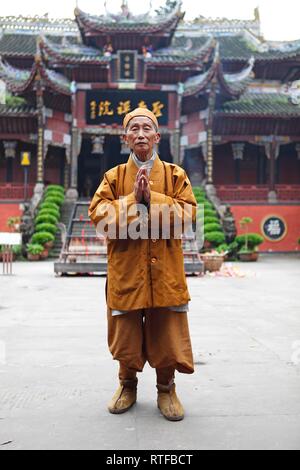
[35,223,57,235]
[204,209,218,218]
[204,216,220,225]
[204,223,223,233]
[26,243,44,255]
[44,196,64,207]
[38,208,60,219]
[45,185,65,194]
[216,243,229,254]
[35,214,58,226]
[204,201,214,210]
[205,231,226,246]
[12,245,22,257]
[31,232,55,245]
[39,202,60,211]
[235,233,264,249]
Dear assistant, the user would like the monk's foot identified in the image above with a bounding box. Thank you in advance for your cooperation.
[108,378,138,415]
[157,382,184,421]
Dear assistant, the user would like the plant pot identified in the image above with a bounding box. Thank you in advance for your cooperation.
[204,240,212,249]
[40,249,49,260]
[200,255,224,272]
[27,253,40,261]
[238,252,259,262]
[44,241,54,250]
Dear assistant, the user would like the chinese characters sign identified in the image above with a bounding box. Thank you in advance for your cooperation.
[86,91,168,126]
[262,215,287,242]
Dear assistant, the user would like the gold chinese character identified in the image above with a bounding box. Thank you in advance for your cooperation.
[125,56,130,62]
[117,100,131,115]
[138,101,148,109]
[124,63,131,70]
[124,71,131,78]
[90,101,97,120]
[152,101,164,118]
[98,101,114,116]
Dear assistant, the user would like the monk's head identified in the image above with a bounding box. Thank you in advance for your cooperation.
[123,108,161,162]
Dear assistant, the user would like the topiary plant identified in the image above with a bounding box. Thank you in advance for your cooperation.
[205,231,226,246]
[44,196,64,207]
[39,202,60,212]
[204,209,218,218]
[26,243,44,255]
[204,223,223,233]
[35,223,57,235]
[235,233,264,251]
[38,208,60,219]
[31,231,55,246]
[45,185,65,194]
[35,214,58,226]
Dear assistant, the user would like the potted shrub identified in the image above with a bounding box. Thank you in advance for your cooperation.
[37,207,60,219]
[200,249,225,272]
[12,245,22,261]
[204,231,226,250]
[31,231,55,249]
[26,243,44,261]
[35,214,58,226]
[35,223,57,236]
[236,218,264,261]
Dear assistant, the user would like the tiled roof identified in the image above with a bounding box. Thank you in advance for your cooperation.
[75,2,183,35]
[216,93,300,117]
[144,36,214,67]
[0,57,71,95]
[183,44,254,98]
[40,36,111,65]
[0,104,37,116]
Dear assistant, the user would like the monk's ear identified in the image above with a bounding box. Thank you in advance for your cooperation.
[123,133,128,145]
[154,132,161,144]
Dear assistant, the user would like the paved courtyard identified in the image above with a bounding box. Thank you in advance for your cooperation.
[0,254,300,450]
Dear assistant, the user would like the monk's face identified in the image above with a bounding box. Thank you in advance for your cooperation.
[123,116,161,161]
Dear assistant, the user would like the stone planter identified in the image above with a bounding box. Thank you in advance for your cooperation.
[238,251,259,262]
[27,253,40,261]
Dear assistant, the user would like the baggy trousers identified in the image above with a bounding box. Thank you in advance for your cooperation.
[107,306,195,375]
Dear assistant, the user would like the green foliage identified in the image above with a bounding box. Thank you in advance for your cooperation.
[5,93,27,107]
[31,232,55,245]
[215,243,229,254]
[35,223,57,235]
[44,195,64,207]
[38,208,60,219]
[204,223,223,233]
[205,231,226,246]
[12,245,22,256]
[39,202,60,211]
[235,233,264,249]
[35,214,58,226]
[26,243,44,255]
[203,201,214,210]
[204,216,220,225]
[204,209,218,218]
[45,185,65,194]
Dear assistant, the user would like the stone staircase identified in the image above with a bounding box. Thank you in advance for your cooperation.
[54,199,204,276]
[49,202,75,259]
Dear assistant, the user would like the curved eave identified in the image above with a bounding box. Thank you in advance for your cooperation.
[217,57,254,98]
[0,58,36,93]
[39,37,111,66]
[38,60,71,96]
[145,36,214,67]
[74,7,183,36]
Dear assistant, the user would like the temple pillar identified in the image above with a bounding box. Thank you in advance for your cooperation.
[3,141,17,182]
[66,127,82,202]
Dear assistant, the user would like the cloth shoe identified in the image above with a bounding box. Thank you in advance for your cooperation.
[157,381,184,421]
[108,378,138,414]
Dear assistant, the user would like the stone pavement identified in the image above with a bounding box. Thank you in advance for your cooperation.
[0,255,300,450]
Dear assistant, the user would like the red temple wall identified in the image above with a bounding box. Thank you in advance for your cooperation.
[0,203,22,232]
[231,204,300,252]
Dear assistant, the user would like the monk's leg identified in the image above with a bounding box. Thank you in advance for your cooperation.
[144,308,194,374]
[145,308,194,421]
[107,307,146,373]
[106,307,145,415]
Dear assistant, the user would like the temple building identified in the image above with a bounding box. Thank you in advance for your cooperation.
[0,1,299,251]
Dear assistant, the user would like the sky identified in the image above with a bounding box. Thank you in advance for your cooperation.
[0,0,300,42]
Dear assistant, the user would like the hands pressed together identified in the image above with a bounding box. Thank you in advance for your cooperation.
[134,168,151,204]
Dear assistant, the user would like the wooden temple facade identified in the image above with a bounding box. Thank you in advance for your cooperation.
[0,1,299,250]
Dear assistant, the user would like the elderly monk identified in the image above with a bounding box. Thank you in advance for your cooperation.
[89,107,197,421]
